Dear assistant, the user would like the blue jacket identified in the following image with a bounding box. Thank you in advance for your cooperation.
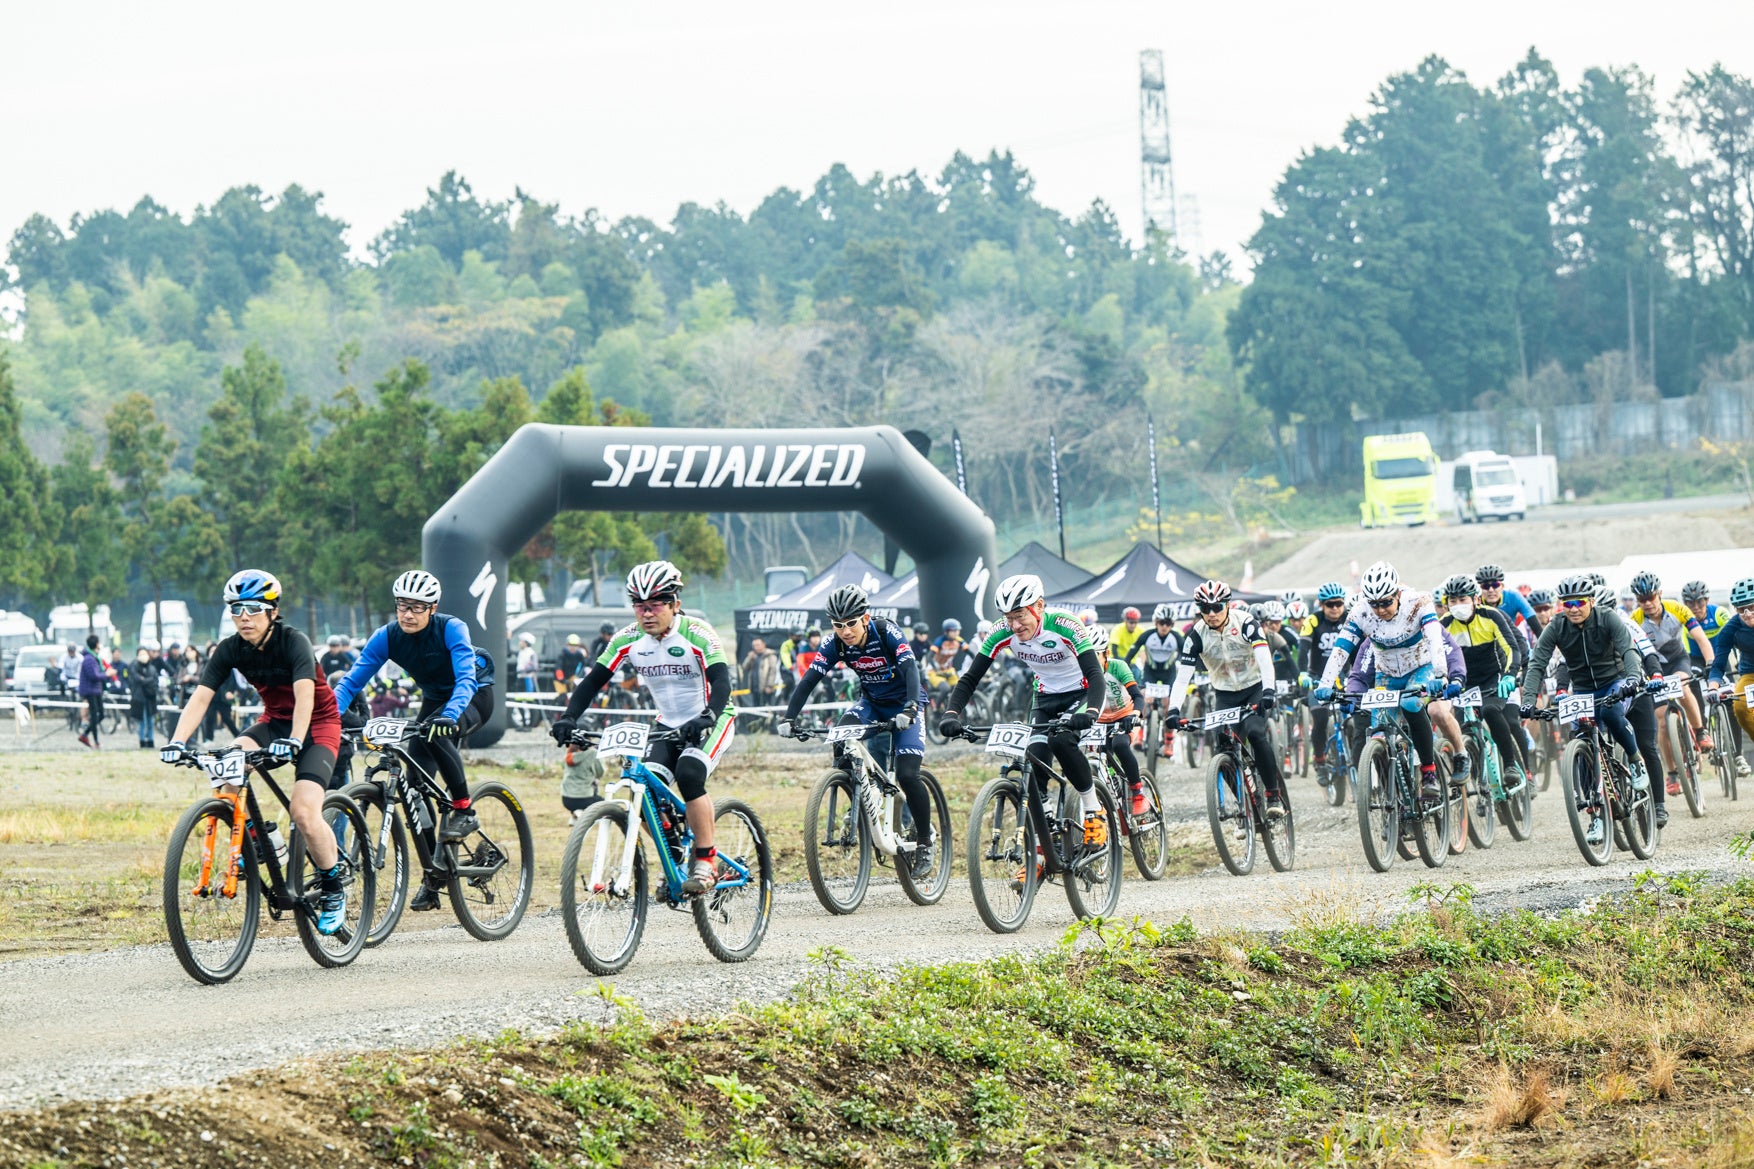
[332,613,491,721]
[76,651,106,698]
[1708,614,1754,683]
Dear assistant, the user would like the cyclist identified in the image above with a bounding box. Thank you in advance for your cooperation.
[1164,580,1286,817]
[1258,601,1299,684]
[1519,574,1669,837]
[1124,603,1182,759]
[1439,574,1526,790]
[1110,607,1145,664]
[778,584,933,879]
[1477,564,1536,643]
[550,561,734,895]
[1629,571,1715,786]
[1683,581,1729,660]
[1313,562,1450,802]
[331,570,496,909]
[1087,625,1149,815]
[1303,582,1353,775]
[930,619,965,682]
[1706,578,1754,773]
[939,573,1109,848]
[1527,589,1555,636]
[557,634,590,683]
[159,570,350,934]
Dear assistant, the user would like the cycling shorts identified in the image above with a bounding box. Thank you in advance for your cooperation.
[651,707,736,779]
[1139,663,1176,686]
[240,717,338,788]
[849,697,924,757]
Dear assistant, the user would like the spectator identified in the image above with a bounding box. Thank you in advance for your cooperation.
[588,622,616,663]
[560,741,605,825]
[369,680,409,718]
[777,627,802,701]
[76,635,106,748]
[908,625,933,664]
[178,645,204,732]
[740,637,780,705]
[557,633,589,684]
[128,647,160,748]
[107,647,128,685]
[319,635,355,676]
[204,663,242,741]
[796,628,825,677]
[516,632,539,691]
[58,645,80,696]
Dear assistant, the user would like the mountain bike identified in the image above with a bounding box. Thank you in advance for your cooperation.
[799,718,951,913]
[1080,717,1170,880]
[1314,698,1355,807]
[1452,687,1532,846]
[1655,676,1705,818]
[958,718,1122,934]
[1138,682,1178,780]
[342,717,534,946]
[162,746,375,984]
[1188,703,1295,876]
[558,723,774,974]
[1530,688,1658,867]
[1180,674,1212,768]
[1353,687,1452,872]
[1705,689,1744,802]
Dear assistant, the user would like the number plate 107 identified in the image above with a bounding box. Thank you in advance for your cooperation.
[984,724,1030,758]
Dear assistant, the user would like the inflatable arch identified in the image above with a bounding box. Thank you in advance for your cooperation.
[423,424,999,744]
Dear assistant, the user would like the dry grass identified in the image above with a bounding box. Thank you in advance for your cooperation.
[0,804,163,845]
[1481,1064,1564,1132]
[1590,1069,1636,1107]
[1644,1040,1679,1100]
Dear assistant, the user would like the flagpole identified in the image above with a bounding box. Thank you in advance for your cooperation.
[951,428,968,495]
[1148,415,1163,553]
[1049,428,1066,560]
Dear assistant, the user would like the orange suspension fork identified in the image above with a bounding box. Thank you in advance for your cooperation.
[220,789,249,898]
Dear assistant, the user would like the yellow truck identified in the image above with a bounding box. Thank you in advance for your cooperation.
[1359,432,1438,527]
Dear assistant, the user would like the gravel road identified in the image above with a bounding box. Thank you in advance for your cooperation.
[7,751,1751,1111]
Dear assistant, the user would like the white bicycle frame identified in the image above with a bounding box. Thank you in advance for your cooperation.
[826,723,910,858]
[589,722,658,897]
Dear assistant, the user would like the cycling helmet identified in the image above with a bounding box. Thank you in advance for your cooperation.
[1441,573,1478,602]
[1316,581,1346,603]
[625,560,683,602]
[1586,571,1607,589]
[1260,600,1286,623]
[1682,580,1711,604]
[1475,563,1506,586]
[824,584,869,622]
[566,634,582,646]
[1598,585,1622,609]
[1731,578,1754,607]
[1087,625,1110,653]
[1078,606,1099,626]
[941,618,962,634]
[1555,574,1593,600]
[1122,606,1141,621]
[1359,561,1401,602]
[1528,589,1554,607]
[223,569,281,606]
[1629,570,1661,598]
[1193,580,1232,608]
[1247,602,1267,620]
[1151,602,1174,623]
[1286,599,1308,622]
[975,619,995,637]
[599,622,615,635]
[994,573,1045,613]
[392,569,441,604]
[1279,590,1300,608]
[327,634,344,646]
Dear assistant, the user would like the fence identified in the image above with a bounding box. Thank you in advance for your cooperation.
[1288,380,1754,484]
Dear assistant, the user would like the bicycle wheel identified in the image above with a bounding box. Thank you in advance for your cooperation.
[967,773,1035,934]
[1621,774,1659,861]
[1466,742,1496,850]
[1354,739,1397,874]
[1707,702,1736,799]
[559,801,649,975]
[1205,752,1255,876]
[1445,749,1469,858]
[1296,704,1313,777]
[344,782,409,948]
[1063,782,1121,920]
[804,770,870,914]
[895,769,953,907]
[1672,712,1705,819]
[1560,739,1612,866]
[1261,781,1295,873]
[446,780,534,941]
[1127,774,1170,881]
[163,798,261,985]
[1141,709,1161,781]
[692,798,774,963]
[288,792,376,969]
[1498,760,1534,842]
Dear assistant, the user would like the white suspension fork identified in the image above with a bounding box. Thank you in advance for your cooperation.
[589,776,646,895]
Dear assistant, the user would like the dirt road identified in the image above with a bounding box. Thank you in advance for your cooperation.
[5,751,1750,1111]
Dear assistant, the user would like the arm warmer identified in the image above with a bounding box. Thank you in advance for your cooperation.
[330,626,389,714]
[705,662,731,718]
[439,618,481,720]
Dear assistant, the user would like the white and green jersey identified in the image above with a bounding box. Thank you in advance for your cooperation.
[596,615,727,725]
[976,609,1094,695]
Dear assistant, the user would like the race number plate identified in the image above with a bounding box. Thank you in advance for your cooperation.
[199,751,246,787]
[598,721,650,760]
[1744,687,1754,709]
[1454,687,1483,710]
[984,723,1030,759]
[825,723,866,744]
[1558,693,1595,724]
[364,717,412,746]
[1142,683,1170,700]
[1204,706,1242,729]
[1079,726,1110,749]
[1658,678,1684,702]
[1360,689,1400,710]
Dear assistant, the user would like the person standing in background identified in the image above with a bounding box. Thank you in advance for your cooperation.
[129,647,160,748]
[76,635,106,748]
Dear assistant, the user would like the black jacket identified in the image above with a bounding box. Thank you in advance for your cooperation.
[1520,609,1642,697]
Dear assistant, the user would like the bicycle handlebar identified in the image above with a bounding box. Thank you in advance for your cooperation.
[798,719,901,740]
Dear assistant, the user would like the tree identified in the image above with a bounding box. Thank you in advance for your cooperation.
[47,433,122,623]
[1676,65,1754,333]
[194,344,309,572]
[0,354,55,601]
[371,171,510,267]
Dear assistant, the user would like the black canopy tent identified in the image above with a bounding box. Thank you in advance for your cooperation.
[733,552,893,655]
[868,541,1092,633]
[1045,541,1268,623]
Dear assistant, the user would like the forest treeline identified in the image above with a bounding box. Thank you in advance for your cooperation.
[2,48,1752,615]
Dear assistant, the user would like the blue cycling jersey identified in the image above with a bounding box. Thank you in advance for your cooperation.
[1708,614,1754,682]
[802,617,924,709]
[333,613,489,721]
[1495,589,1536,628]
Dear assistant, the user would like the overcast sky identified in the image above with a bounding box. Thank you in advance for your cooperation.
[9,1,1753,269]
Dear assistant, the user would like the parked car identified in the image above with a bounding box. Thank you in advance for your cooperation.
[8,644,67,695]
[0,612,43,674]
[506,606,635,680]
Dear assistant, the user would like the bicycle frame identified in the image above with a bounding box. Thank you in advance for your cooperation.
[587,745,755,905]
[188,753,307,920]
[817,722,910,858]
[976,719,1087,880]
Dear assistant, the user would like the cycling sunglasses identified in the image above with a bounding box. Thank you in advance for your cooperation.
[1195,602,1227,614]
[1367,598,1397,611]
[1634,593,1659,603]
[393,599,432,613]
[1559,597,1591,609]
[829,617,864,629]
[1320,599,1346,608]
[227,601,274,616]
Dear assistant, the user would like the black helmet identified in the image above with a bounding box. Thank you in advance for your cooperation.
[1630,570,1661,599]
[1681,580,1710,604]
[1556,574,1594,600]
[1528,589,1554,607]
[1474,563,1505,587]
[1441,573,1478,602]
[825,584,869,622]
[598,622,614,635]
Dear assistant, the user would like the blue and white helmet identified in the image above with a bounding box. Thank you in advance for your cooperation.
[224,569,281,606]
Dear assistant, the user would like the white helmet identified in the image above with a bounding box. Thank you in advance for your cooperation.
[1359,561,1401,602]
[1286,599,1308,622]
[1260,600,1286,623]
[1151,602,1174,623]
[1087,624,1110,653]
[392,570,441,604]
[975,619,995,637]
[626,560,684,602]
[994,573,1044,613]
[1596,584,1620,609]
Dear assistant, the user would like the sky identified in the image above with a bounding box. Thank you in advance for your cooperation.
[8,0,1754,269]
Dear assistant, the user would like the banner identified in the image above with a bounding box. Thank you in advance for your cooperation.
[1049,428,1066,559]
[1147,415,1162,552]
[951,428,968,495]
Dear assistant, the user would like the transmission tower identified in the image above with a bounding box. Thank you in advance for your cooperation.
[1138,49,1179,248]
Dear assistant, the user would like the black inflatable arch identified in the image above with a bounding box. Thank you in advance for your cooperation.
[423,424,999,745]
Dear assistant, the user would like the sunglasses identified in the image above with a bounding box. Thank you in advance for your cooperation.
[393,600,432,613]
[1635,593,1658,603]
[830,618,863,629]
[1196,602,1227,614]
[228,601,273,616]
[1321,599,1345,607]
[1738,605,1754,617]
[1560,598,1590,609]
[1478,580,1504,589]
[1368,598,1396,611]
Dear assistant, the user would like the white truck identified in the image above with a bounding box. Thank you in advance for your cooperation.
[1450,451,1528,523]
[48,603,118,649]
[140,600,193,649]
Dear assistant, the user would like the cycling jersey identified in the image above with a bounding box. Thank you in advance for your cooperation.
[1265,628,1297,679]
[787,616,921,713]
[1320,590,1447,688]
[1169,610,1274,708]
[973,609,1094,694]
[1637,599,1700,670]
[1613,608,1658,665]
[1097,658,1140,722]
[333,612,491,722]
[594,616,727,723]
[1691,604,1729,667]
[1520,610,1642,696]
[1496,589,1536,629]
[1299,614,1348,677]
[1440,611,1513,687]
[1708,615,1754,682]
[1108,622,1145,664]
[1124,628,1180,670]
[200,622,341,751]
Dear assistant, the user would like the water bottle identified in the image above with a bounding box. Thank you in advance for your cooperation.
[267,824,288,865]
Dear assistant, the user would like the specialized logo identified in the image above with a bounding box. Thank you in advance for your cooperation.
[746,609,810,631]
[592,443,866,490]
[965,556,989,601]
[469,560,497,631]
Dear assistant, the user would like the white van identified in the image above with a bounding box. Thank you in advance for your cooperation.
[140,600,193,649]
[48,603,118,648]
[0,612,43,672]
[1452,451,1527,524]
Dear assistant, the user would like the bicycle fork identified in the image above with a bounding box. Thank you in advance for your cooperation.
[196,789,250,899]
[590,777,648,896]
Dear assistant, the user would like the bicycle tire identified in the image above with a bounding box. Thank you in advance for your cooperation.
[447,780,534,941]
[1296,703,1313,777]
[1205,752,1255,876]
[895,769,953,907]
[1354,739,1397,874]
[288,792,376,969]
[967,774,1035,934]
[1445,750,1469,858]
[344,782,409,948]
[1621,773,1659,861]
[692,798,774,964]
[1261,781,1295,872]
[1671,711,1705,819]
[1063,782,1122,919]
[1707,702,1736,799]
[1413,750,1450,869]
[163,797,261,985]
[803,770,871,914]
[1466,737,1496,850]
[1499,761,1534,841]
[1127,774,1170,881]
[1560,739,1612,866]
[559,801,649,974]
[1141,709,1161,781]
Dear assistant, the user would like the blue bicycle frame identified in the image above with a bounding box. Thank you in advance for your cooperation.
[601,753,754,903]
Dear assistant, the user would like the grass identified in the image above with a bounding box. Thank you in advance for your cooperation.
[7,876,1754,1166]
